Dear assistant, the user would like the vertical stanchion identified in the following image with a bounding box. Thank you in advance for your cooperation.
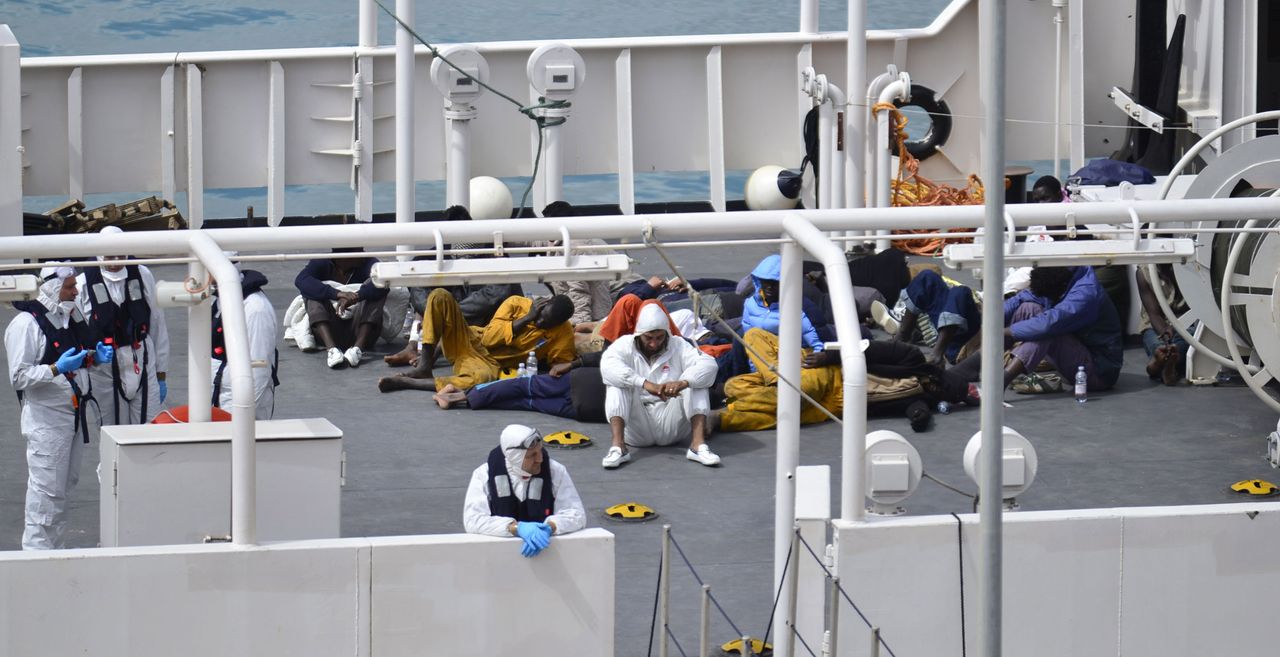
[660,524,671,657]
[869,627,881,657]
[700,584,711,657]
[187,260,212,423]
[786,528,800,657]
[743,634,755,656]
[827,576,840,657]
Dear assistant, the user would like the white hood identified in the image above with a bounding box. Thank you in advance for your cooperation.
[500,423,541,480]
[634,303,670,335]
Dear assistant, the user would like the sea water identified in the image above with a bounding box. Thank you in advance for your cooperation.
[10,0,954,217]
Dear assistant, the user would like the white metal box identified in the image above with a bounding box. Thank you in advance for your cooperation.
[99,418,343,546]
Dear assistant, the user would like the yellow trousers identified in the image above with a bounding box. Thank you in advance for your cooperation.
[421,289,501,391]
[720,328,844,432]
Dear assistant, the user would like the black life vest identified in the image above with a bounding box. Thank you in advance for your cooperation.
[12,300,97,443]
[83,265,151,347]
[211,270,279,408]
[84,265,154,424]
[485,446,555,522]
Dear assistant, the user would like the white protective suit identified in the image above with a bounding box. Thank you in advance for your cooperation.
[463,424,586,537]
[75,251,169,426]
[211,278,279,420]
[601,304,718,447]
[5,268,101,549]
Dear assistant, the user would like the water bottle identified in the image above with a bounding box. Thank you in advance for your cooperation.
[1074,365,1088,404]
[526,351,538,376]
[936,401,951,415]
[516,363,527,379]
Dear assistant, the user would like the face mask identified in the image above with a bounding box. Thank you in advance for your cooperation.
[102,267,128,282]
[58,300,77,314]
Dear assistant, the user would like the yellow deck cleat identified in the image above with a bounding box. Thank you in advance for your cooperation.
[543,430,594,449]
[1230,479,1279,496]
[603,502,658,522]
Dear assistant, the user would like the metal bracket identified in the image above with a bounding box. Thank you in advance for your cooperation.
[559,226,573,267]
[492,231,505,257]
[1109,87,1166,134]
[1064,211,1078,239]
[433,228,445,262]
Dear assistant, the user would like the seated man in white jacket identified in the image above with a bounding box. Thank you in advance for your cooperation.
[600,303,720,469]
[210,262,279,420]
[463,424,585,558]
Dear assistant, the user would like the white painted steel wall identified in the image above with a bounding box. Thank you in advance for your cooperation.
[830,503,1280,656]
[9,0,1143,215]
[0,529,614,657]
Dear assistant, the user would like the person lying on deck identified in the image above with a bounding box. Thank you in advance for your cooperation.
[377,290,576,393]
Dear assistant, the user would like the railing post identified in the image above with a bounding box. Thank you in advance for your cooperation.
[660,524,671,657]
[0,26,21,242]
[394,0,415,255]
[700,584,711,657]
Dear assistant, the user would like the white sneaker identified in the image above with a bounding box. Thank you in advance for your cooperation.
[296,332,317,352]
[870,299,900,335]
[601,446,631,469]
[686,444,721,467]
[326,347,345,369]
[344,346,363,368]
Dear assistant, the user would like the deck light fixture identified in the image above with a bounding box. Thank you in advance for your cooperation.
[0,275,40,302]
[943,237,1195,269]
[963,427,1038,510]
[865,430,923,516]
[371,253,631,288]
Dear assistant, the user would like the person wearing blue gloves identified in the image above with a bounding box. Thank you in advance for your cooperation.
[5,267,113,549]
[463,423,586,557]
[76,226,170,424]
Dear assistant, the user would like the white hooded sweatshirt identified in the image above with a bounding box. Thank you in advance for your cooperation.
[463,424,586,537]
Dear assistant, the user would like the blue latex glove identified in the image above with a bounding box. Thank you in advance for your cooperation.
[54,347,86,373]
[516,521,551,557]
[94,341,114,364]
[158,380,168,403]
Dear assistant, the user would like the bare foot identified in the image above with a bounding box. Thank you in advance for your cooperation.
[433,390,468,409]
[1146,345,1170,380]
[1161,345,1180,386]
[378,375,434,393]
[384,343,418,367]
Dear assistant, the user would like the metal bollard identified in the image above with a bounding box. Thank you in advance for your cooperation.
[827,576,840,657]
[869,627,880,657]
[742,634,754,656]
[660,525,671,657]
[700,584,711,657]
[786,527,800,657]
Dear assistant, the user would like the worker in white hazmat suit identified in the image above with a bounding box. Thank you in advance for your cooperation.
[5,267,114,549]
[210,254,280,419]
[76,225,170,425]
[463,424,586,557]
[600,303,720,469]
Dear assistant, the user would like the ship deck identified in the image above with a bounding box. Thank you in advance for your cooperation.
[1,241,1274,655]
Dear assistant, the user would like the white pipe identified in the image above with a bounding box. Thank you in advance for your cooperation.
[188,233,257,546]
[875,80,909,251]
[544,123,563,207]
[781,215,867,522]
[358,0,377,48]
[978,1,1007,656]
[817,96,833,209]
[773,240,802,657]
[864,71,896,224]
[446,113,472,208]
[799,0,819,34]
[187,260,212,423]
[1052,1,1066,181]
[394,0,415,249]
[825,82,847,209]
[846,0,867,224]
[3,199,1279,261]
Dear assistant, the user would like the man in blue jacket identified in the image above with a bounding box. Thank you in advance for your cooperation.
[294,248,389,369]
[1001,266,1123,392]
[741,254,828,359]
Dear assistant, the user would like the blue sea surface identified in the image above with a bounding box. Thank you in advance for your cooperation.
[10,0,956,217]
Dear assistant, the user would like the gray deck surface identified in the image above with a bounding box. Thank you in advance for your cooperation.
[0,244,1275,656]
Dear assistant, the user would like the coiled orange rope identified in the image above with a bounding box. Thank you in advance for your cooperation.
[872,102,983,255]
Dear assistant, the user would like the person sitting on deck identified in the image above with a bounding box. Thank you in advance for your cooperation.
[377,290,576,393]
[893,269,981,368]
[463,424,585,558]
[599,304,720,469]
[293,247,388,370]
[992,266,1124,394]
[1136,264,1189,386]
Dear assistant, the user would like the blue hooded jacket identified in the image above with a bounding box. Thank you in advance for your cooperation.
[1002,266,1124,387]
[740,255,825,352]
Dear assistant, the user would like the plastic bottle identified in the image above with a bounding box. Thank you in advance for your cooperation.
[526,351,538,376]
[516,363,527,379]
[1074,365,1088,404]
[936,401,951,415]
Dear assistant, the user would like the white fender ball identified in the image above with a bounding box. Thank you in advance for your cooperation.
[469,176,514,220]
[745,165,802,211]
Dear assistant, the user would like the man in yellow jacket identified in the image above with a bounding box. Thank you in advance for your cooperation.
[378,289,576,393]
